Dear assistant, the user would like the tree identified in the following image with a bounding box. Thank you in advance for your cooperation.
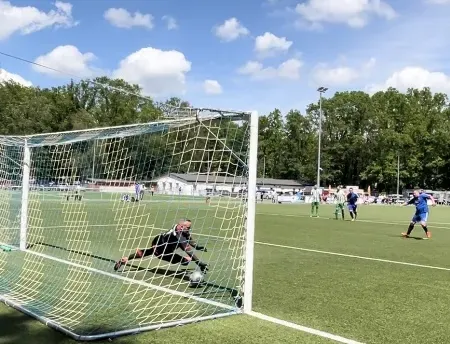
[258,109,285,179]
[1,75,449,191]
[282,109,315,182]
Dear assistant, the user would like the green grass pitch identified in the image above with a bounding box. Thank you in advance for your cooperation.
[2,197,450,344]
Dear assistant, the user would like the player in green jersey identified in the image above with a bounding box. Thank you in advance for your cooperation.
[334,186,346,220]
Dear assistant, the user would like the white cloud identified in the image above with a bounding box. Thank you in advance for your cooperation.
[367,66,450,94]
[203,80,223,95]
[113,47,191,97]
[0,1,76,40]
[312,57,376,86]
[237,58,302,80]
[296,0,396,29]
[104,8,153,29]
[162,15,177,30]
[254,32,293,56]
[0,68,32,86]
[213,18,249,42]
[33,45,97,78]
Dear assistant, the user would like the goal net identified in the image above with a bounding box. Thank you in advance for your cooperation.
[0,106,258,340]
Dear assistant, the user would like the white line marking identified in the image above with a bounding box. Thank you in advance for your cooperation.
[22,249,235,311]
[255,241,450,272]
[250,311,364,344]
[28,226,450,272]
[257,212,450,230]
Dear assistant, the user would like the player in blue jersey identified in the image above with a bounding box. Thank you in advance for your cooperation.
[346,188,359,221]
[402,190,435,239]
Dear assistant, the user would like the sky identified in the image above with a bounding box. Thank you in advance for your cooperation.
[1,0,450,115]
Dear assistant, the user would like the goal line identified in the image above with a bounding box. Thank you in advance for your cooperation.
[0,246,239,340]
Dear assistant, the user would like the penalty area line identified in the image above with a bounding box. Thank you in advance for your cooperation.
[255,241,450,272]
[249,311,364,344]
[257,212,450,230]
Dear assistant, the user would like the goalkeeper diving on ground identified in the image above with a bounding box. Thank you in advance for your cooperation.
[114,219,209,273]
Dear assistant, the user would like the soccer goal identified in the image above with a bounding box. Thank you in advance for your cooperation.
[0,106,258,340]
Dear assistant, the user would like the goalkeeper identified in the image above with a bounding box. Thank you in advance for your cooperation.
[114,219,209,273]
[334,186,346,220]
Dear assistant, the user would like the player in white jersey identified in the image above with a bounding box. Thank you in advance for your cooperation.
[310,185,321,217]
[334,186,346,220]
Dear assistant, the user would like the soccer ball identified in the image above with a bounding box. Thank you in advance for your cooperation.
[189,271,204,286]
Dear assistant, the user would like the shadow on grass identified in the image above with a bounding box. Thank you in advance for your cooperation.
[386,234,426,240]
[0,306,151,343]
[0,304,72,344]
[125,266,241,304]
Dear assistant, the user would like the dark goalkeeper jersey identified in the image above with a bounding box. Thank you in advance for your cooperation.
[152,225,192,254]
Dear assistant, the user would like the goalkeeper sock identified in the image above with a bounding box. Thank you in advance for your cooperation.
[407,224,414,235]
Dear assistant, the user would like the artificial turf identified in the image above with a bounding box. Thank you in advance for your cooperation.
[2,198,450,344]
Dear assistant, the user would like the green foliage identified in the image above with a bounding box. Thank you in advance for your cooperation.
[257,88,450,191]
[0,78,449,191]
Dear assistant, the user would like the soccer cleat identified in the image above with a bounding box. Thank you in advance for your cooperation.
[425,231,432,239]
[351,218,355,222]
[401,232,410,238]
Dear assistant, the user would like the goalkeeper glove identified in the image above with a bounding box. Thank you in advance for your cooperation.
[197,261,209,273]
[196,245,207,252]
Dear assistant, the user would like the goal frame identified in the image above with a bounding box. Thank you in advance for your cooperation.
[0,109,259,341]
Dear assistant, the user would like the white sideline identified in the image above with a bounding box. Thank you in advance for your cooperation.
[255,241,450,272]
[19,225,450,273]
[250,311,364,344]
[257,212,450,230]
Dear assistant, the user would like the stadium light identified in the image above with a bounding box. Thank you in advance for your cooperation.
[397,154,400,196]
[316,87,328,188]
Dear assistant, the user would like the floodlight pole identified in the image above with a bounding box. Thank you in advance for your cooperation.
[316,87,328,188]
[262,156,265,186]
[396,154,400,196]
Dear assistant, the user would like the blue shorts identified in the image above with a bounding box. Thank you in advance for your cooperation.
[412,212,428,223]
[347,204,357,212]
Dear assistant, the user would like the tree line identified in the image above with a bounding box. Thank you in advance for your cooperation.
[0,77,449,191]
[258,89,450,192]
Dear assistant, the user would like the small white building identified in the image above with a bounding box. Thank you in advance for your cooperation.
[155,173,246,196]
[154,173,303,197]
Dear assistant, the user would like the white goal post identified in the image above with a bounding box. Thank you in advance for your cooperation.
[0,106,259,341]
